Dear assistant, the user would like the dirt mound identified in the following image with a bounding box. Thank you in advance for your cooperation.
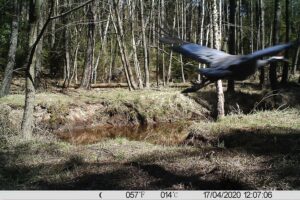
[0,89,211,132]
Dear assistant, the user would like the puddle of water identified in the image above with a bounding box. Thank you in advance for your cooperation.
[57,123,191,145]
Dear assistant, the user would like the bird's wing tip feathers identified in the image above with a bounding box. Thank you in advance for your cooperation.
[295,39,300,46]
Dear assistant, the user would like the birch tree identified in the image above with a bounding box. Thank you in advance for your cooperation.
[111,0,137,90]
[212,0,224,118]
[140,0,150,88]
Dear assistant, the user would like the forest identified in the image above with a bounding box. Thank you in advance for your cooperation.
[0,0,300,190]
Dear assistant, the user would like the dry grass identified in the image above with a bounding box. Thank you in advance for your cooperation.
[77,88,209,121]
[1,107,300,189]
[0,89,210,131]
[186,108,300,189]
[189,109,300,135]
[1,86,300,189]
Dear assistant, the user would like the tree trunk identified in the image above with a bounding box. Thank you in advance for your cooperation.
[227,0,236,93]
[250,0,254,53]
[235,0,239,53]
[167,14,176,85]
[259,0,266,88]
[49,0,58,77]
[21,0,94,138]
[108,39,117,83]
[34,2,44,89]
[95,8,110,83]
[161,0,166,86]
[156,41,160,87]
[238,0,243,54]
[0,0,20,97]
[180,55,185,83]
[156,3,161,87]
[292,29,300,75]
[69,43,79,85]
[219,0,222,46]
[269,0,281,90]
[198,0,205,81]
[21,0,95,138]
[140,0,150,88]
[212,0,225,119]
[80,3,95,89]
[50,0,58,48]
[281,0,290,85]
[180,0,185,83]
[111,1,136,90]
[130,0,143,89]
[62,7,70,88]
[21,0,43,139]
[292,45,300,75]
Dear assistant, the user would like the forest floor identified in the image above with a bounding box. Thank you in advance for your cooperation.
[1,82,300,189]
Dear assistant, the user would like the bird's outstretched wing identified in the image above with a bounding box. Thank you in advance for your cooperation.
[246,41,300,61]
[173,44,230,65]
[160,37,230,65]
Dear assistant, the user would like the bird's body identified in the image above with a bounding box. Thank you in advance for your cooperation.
[160,37,299,92]
[200,55,257,81]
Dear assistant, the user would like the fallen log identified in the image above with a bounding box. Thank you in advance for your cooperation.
[58,83,128,88]
[91,83,128,88]
[58,82,192,88]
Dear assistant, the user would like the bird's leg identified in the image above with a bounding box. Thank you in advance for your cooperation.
[181,78,212,93]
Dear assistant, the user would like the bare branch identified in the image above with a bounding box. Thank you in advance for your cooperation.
[50,0,96,20]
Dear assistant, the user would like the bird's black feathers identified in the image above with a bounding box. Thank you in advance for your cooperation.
[245,42,297,61]
[160,36,300,92]
[199,68,232,80]
[173,44,229,65]
[160,37,300,90]
[159,37,229,65]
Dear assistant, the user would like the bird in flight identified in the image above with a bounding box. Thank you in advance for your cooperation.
[160,36,299,93]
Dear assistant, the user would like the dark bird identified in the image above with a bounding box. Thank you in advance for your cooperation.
[160,36,299,93]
